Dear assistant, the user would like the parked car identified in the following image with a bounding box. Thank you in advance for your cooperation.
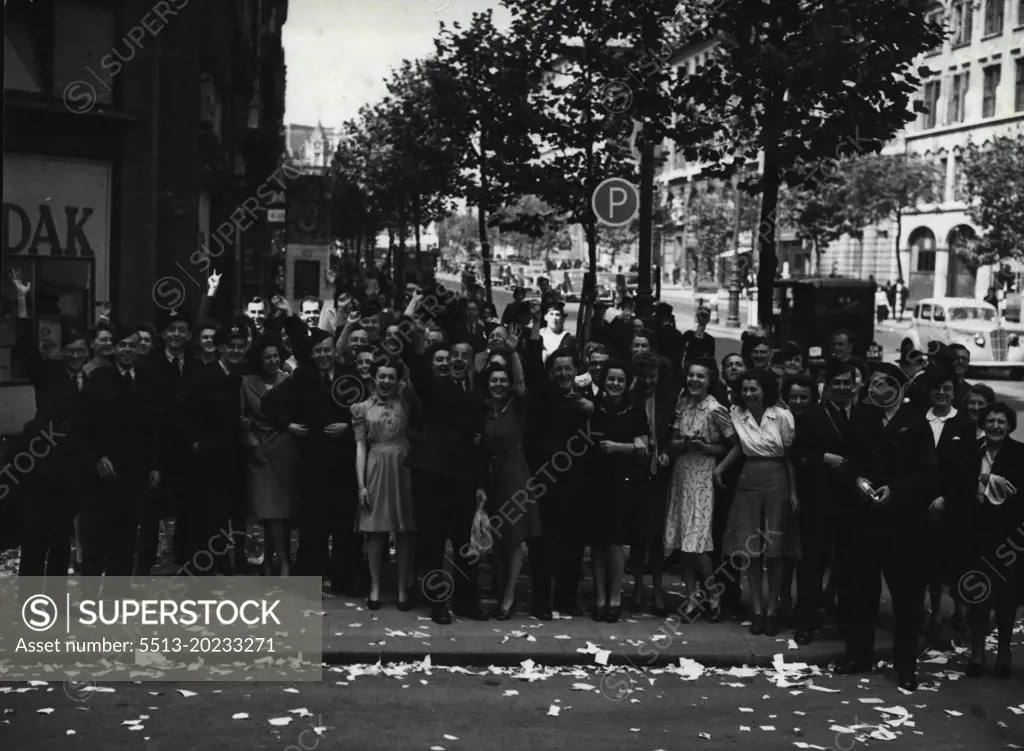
[908,297,1024,374]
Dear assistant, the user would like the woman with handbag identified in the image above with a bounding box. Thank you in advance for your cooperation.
[240,334,298,576]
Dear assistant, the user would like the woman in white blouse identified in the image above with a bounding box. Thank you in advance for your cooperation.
[713,369,799,637]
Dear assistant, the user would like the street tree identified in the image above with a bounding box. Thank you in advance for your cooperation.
[961,135,1024,266]
[672,0,946,326]
[434,9,542,303]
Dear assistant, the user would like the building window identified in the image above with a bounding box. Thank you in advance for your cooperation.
[917,250,937,273]
[1019,0,1024,25]
[925,9,945,54]
[985,0,1005,35]
[953,1,974,46]
[983,63,1002,117]
[923,80,942,129]
[1016,58,1024,112]
[953,155,969,202]
[4,0,115,105]
[950,72,969,123]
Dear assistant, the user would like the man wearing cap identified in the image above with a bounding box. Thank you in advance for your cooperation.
[81,326,161,580]
[836,361,936,691]
[142,308,203,570]
[678,304,715,367]
[182,319,250,574]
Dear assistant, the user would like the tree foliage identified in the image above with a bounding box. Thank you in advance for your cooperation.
[961,135,1024,266]
[671,0,946,324]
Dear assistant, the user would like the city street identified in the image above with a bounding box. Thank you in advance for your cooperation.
[3,659,1024,750]
[460,276,1024,437]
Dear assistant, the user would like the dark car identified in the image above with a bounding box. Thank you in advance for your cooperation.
[771,277,876,366]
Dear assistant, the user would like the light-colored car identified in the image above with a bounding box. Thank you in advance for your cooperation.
[908,297,1024,372]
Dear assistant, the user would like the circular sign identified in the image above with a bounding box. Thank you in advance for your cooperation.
[592,178,639,227]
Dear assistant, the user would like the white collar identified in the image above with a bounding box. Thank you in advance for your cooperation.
[219,360,231,376]
[926,407,958,423]
[166,350,184,363]
[118,366,135,378]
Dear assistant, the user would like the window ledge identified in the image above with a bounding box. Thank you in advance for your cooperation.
[981,31,1004,41]
[952,41,972,50]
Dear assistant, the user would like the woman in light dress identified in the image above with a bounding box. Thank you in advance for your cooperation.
[664,359,732,620]
[353,355,415,610]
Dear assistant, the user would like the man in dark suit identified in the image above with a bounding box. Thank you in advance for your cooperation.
[407,341,489,624]
[524,340,595,620]
[182,320,249,575]
[837,362,937,691]
[81,326,161,582]
[15,327,92,591]
[136,308,204,572]
[795,359,859,645]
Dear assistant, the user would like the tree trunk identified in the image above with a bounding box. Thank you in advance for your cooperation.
[395,202,407,308]
[477,137,493,305]
[756,149,782,329]
[894,206,904,282]
[386,227,395,271]
[414,195,423,264]
[576,222,598,345]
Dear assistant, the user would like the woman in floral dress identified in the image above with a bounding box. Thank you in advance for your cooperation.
[354,355,415,610]
[665,359,733,620]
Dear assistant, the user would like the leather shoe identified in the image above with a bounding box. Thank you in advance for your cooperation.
[896,669,918,691]
[431,605,452,625]
[765,616,780,637]
[834,658,872,675]
[605,605,622,624]
[794,630,814,646]
[748,614,766,635]
[453,604,490,622]
[965,661,985,677]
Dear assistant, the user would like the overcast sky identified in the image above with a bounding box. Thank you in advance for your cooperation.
[283,0,511,128]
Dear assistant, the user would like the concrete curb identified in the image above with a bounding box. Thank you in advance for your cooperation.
[320,645,892,669]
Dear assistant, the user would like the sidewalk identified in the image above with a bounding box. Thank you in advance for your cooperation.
[319,572,902,668]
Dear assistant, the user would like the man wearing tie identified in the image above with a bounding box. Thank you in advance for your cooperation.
[138,309,202,572]
[406,341,489,624]
[182,320,249,574]
[15,327,91,590]
[81,326,161,581]
[450,341,475,394]
[796,359,857,645]
[837,362,936,691]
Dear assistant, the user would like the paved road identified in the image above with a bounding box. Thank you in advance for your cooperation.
[3,661,1021,750]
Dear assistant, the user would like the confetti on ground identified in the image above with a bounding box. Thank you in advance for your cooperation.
[36,708,53,715]
[268,717,292,727]
[547,705,560,717]
[232,713,248,720]
[176,690,197,698]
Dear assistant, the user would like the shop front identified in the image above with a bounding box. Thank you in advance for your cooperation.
[1,154,111,435]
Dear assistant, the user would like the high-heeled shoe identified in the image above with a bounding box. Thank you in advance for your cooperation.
[397,598,412,612]
[592,605,608,622]
[367,597,381,611]
[765,615,780,637]
[749,613,766,635]
[605,605,622,623]
[496,598,517,621]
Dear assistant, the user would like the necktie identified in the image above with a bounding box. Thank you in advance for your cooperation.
[834,405,848,428]
[175,357,184,376]
[72,372,83,392]
[123,370,133,391]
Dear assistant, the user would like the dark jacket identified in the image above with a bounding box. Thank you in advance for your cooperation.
[404,353,484,485]
[83,365,161,477]
[182,361,244,455]
[845,403,937,537]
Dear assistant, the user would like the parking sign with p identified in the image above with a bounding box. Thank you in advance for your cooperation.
[592,178,639,227]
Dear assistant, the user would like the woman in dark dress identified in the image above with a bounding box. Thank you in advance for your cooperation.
[966,402,1024,678]
[587,360,646,622]
[478,359,541,620]
[240,335,296,576]
[263,329,362,592]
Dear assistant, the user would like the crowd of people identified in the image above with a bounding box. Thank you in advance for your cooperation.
[4,261,1022,692]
